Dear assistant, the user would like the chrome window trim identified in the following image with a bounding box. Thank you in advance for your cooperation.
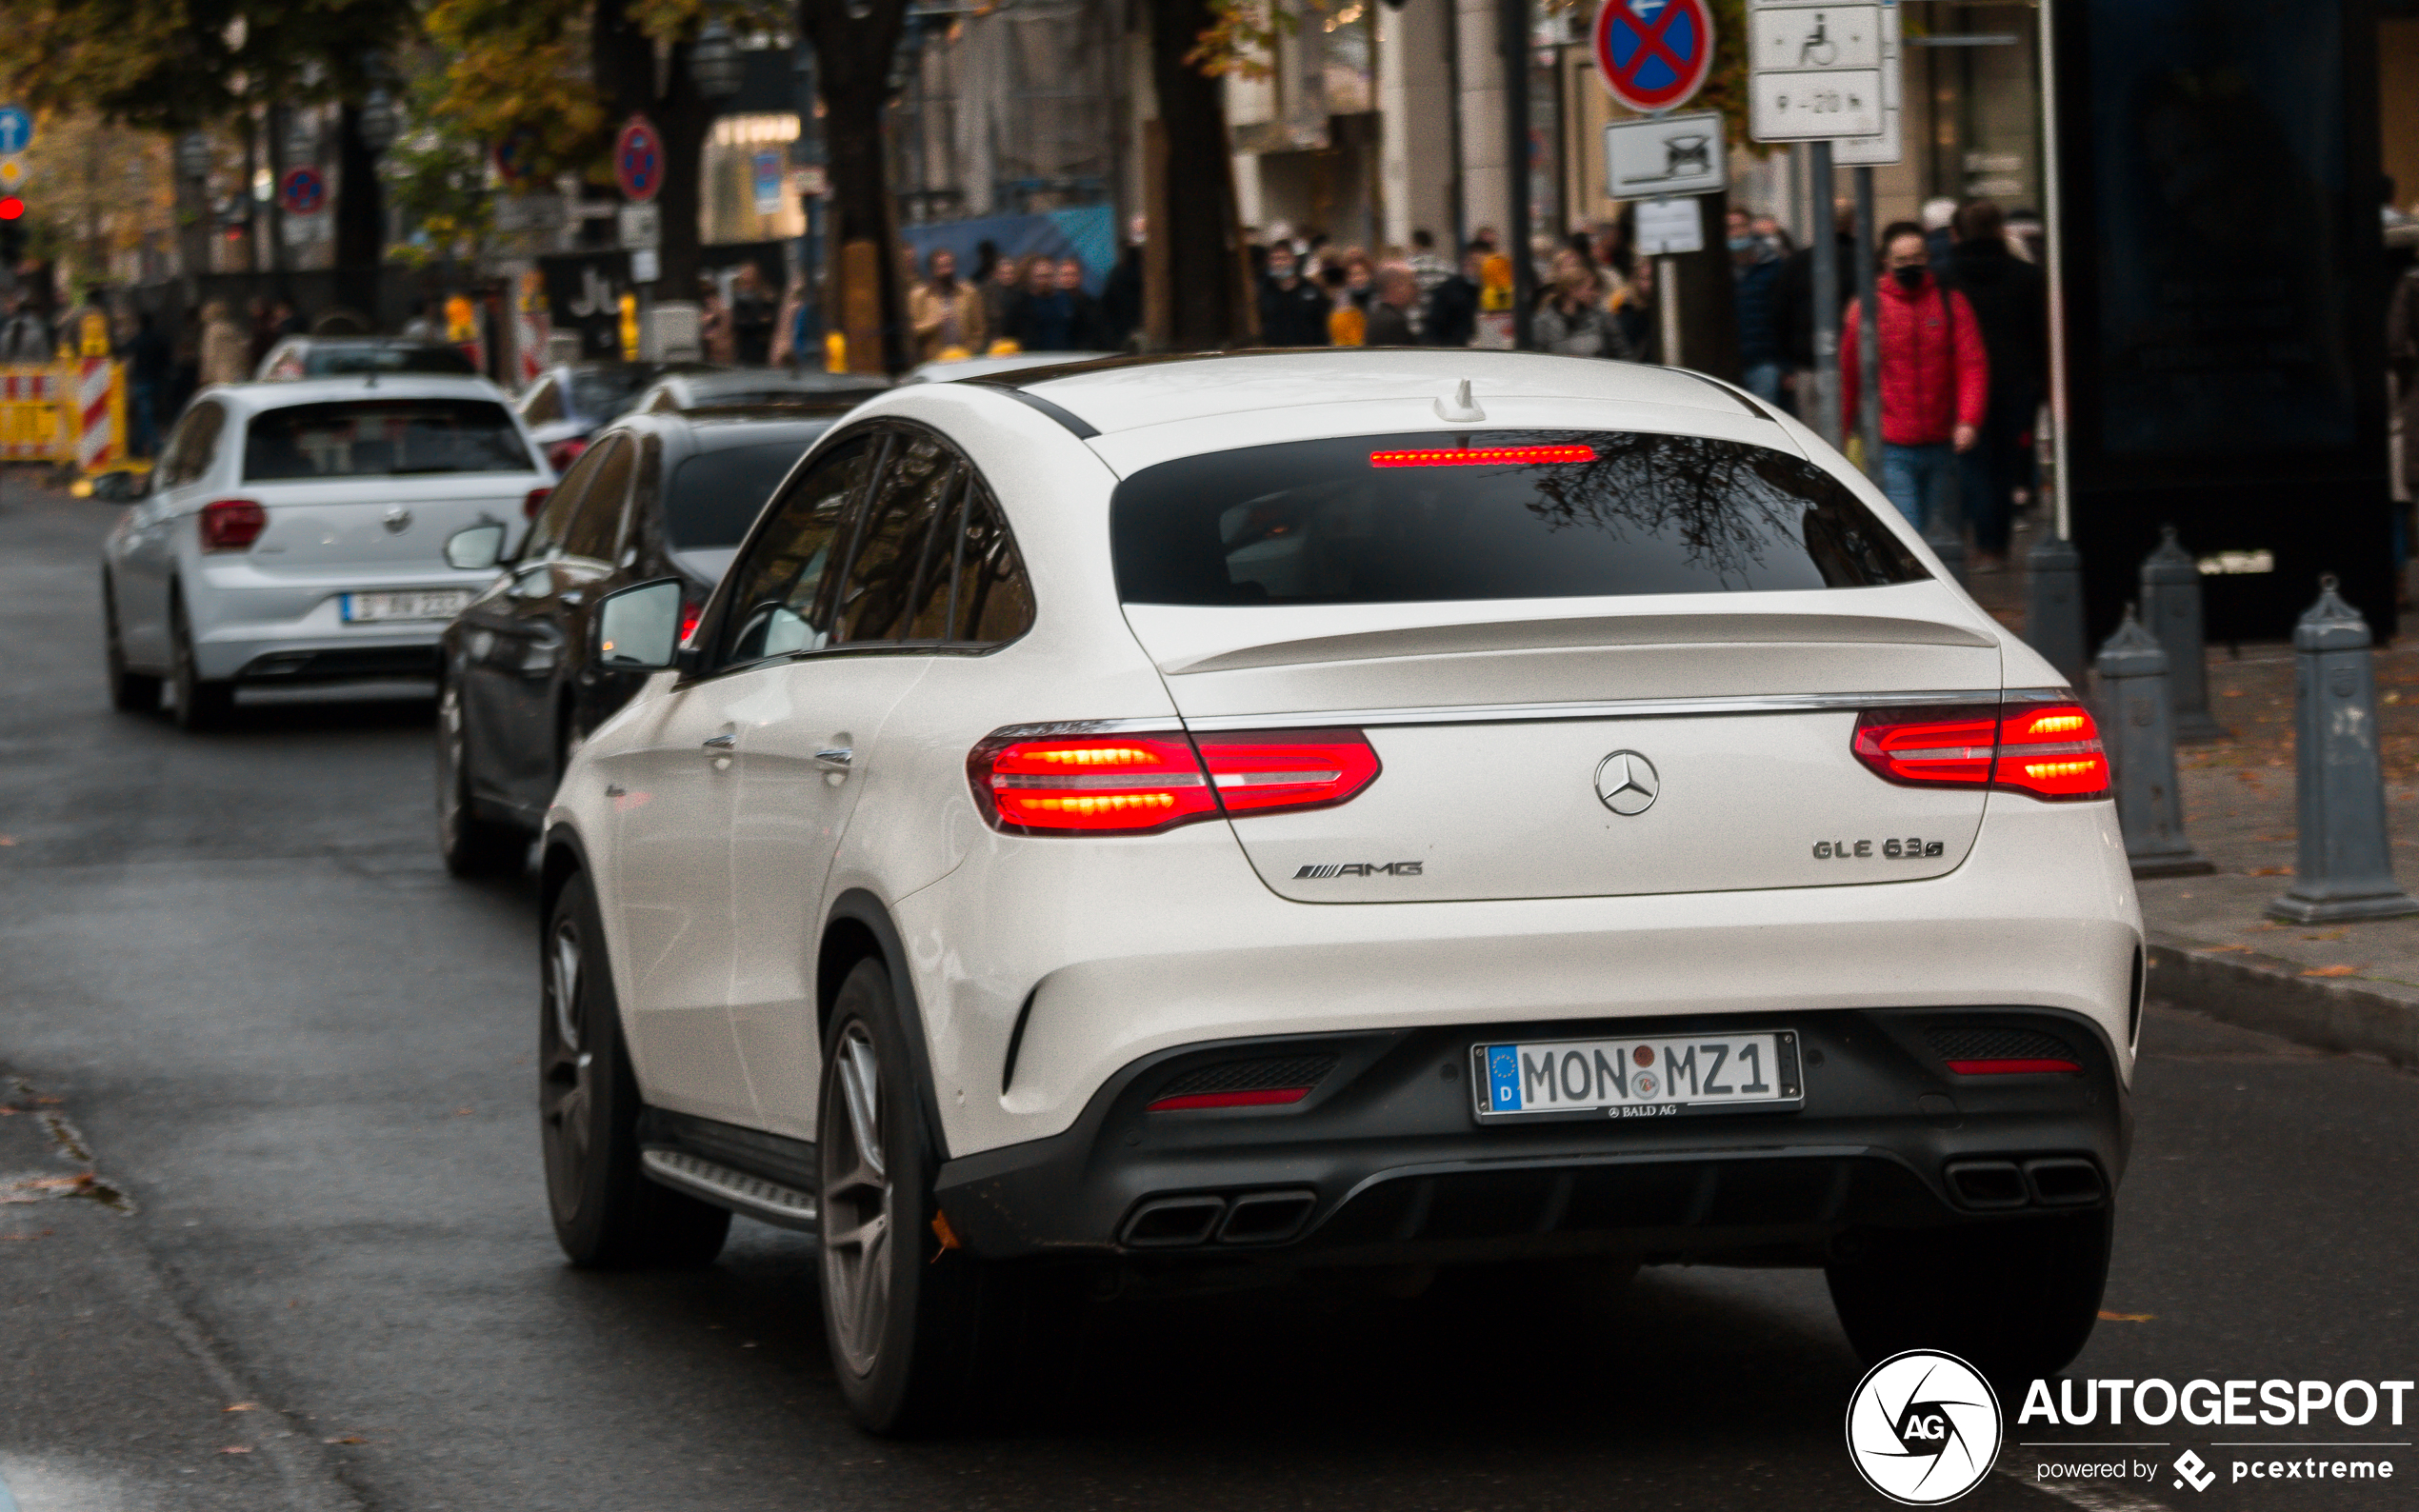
[1177,688,2016,732]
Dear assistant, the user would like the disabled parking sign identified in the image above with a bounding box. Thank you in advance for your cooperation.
[1594,0,1716,114]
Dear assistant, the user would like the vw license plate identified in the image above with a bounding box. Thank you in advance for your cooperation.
[1473,1031,1801,1122]
[340,589,474,624]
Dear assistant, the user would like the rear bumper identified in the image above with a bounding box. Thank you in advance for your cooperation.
[189,570,483,682]
[933,1005,2129,1266]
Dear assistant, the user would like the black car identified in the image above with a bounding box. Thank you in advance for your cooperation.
[433,408,829,873]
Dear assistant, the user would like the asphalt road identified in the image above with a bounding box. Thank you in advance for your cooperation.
[1,477,2412,1512]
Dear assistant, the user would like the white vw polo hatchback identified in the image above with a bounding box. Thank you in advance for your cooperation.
[101,375,551,728]
[538,351,2141,1432]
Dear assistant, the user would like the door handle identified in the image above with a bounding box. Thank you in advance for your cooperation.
[701,733,736,750]
[813,746,852,769]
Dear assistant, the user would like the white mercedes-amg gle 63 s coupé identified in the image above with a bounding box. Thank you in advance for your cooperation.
[533,350,2140,1432]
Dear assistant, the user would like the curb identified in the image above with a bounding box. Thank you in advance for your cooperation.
[2145,930,2419,1069]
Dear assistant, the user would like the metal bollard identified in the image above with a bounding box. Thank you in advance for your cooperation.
[2268,576,2419,922]
[2023,533,2089,687]
[2138,526,2229,744]
[2093,604,2214,878]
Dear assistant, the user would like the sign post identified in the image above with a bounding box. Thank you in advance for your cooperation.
[1592,0,1716,368]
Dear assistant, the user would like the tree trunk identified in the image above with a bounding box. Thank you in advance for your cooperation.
[335,105,383,328]
[592,0,709,306]
[800,0,914,373]
[1147,0,1251,348]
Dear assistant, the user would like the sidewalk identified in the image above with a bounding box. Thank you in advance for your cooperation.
[1969,507,2419,1065]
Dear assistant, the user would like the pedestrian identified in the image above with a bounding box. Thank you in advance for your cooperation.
[1053,257,1111,349]
[1406,229,1452,308]
[1730,208,1789,408]
[909,248,987,362]
[770,275,804,368]
[699,279,735,365]
[1424,249,1481,348]
[1944,199,2046,570]
[199,301,249,387]
[1612,256,1656,364]
[1101,215,1145,349]
[270,298,305,340]
[730,264,775,366]
[1532,248,1629,359]
[1752,214,1793,256]
[127,310,171,459]
[1338,248,1374,312]
[1256,243,1329,347]
[399,298,435,341]
[1010,256,1075,350]
[984,252,1026,345]
[1366,264,1419,346]
[1838,222,1989,532]
[1324,265,1366,346]
[1921,197,1959,278]
[0,292,47,361]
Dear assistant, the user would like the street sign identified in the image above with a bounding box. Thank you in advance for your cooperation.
[1747,2,1884,142]
[752,150,783,214]
[614,115,665,204]
[1833,1,1904,165]
[1603,110,1726,200]
[791,165,828,199]
[1635,196,1705,255]
[494,127,540,189]
[277,166,327,216]
[616,203,659,251]
[0,109,33,157]
[1592,0,1715,115]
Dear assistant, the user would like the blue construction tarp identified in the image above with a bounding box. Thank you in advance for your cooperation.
[899,206,1116,294]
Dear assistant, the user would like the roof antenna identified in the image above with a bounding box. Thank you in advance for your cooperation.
[1434,378,1484,423]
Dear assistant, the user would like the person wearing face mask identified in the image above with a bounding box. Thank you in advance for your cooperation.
[1838,221,1989,532]
[1729,209,1789,408]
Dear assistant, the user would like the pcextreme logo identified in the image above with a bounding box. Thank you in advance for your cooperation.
[1846,1350,2004,1504]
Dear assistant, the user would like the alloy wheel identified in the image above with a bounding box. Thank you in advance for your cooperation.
[820,1022,892,1379]
[539,916,594,1224]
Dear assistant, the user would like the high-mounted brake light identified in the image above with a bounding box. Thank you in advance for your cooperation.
[1369,444,1595,468]
[1852,701,2109,802]
[970,728,1382,835]
[197,498,267,552]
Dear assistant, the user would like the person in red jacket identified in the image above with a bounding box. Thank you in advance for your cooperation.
[1839,222,1990,547]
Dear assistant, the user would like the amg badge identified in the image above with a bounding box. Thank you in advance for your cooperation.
[1293,861,1424,879]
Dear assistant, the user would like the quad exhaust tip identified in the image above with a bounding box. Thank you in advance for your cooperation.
[1120,1189,1318,1248]
[1942,1157,2105,1211]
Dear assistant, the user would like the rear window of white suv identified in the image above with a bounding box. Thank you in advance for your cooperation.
[243,399,534,481]
[1110,430,1927,606]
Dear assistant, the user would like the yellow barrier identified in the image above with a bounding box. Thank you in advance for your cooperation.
[0,364,68,463]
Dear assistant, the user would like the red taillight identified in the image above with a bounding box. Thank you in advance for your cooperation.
[546,438,588,473]
[678,599,702,647]
[1946,1058,2082,1076]
[1369,444,1595,468]
[523,487,552,520]
[1147,1086,1312,1112]
[970,727,1382,835]
[1193,728,1381,814]
[197,498,267,552]
[1852,701,2109,802]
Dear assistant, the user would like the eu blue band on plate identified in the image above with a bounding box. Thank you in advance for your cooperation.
[1487,1045,1522,1112]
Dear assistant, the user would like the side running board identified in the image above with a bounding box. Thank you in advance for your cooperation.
[640,1147,819,1231]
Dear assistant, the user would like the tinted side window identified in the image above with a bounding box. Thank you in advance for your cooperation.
[718,437,874,666]
[563,437,635,562]
[831,435,960,647]
[161,402,227,488]
[525,436,619,560]
[950,479,1036,646]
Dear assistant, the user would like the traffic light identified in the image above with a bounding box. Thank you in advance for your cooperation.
[0,196,24,266]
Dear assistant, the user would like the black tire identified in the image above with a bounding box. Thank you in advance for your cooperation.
[540,871,731,1268]
[436,677,528,877]
[102,574,160,714]
[817,957,1018,1435]
[1826,1207,2111,1386]
[168,587,234,732]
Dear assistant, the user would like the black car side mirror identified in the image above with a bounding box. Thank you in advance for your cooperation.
[593,577,686,671]
[445,521,509,571]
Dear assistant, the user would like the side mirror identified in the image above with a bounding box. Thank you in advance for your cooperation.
[444,521,509,571]
[593,577,685,671]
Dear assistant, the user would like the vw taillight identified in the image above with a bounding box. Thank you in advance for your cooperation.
[1853,700,2109,802]
[197,498,267,552]
[970,728,1381,835]
[523,487,552,519]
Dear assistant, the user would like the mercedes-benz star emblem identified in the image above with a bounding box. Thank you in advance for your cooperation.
[1594,750,1660,816]
[382,507,412,535]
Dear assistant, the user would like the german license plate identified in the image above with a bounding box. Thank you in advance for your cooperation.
[340,589,473,623]
[1472,1030,1802,1122]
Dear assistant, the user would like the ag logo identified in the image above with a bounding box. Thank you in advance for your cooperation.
[1845,1349,2002,1504]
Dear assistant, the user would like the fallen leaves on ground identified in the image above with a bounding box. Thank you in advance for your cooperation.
[0,1173,93,1204]
[2097,1310,2156,1322]
[2303,965,2365,978]
[322,1435,368,1445]
[2196,944,2253,954]
[0,1229,52,1242]
[2246,866,2294,877]
[216,1445,251,1455]
[2302,929,2350,941]
[222,1403,257,1413]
